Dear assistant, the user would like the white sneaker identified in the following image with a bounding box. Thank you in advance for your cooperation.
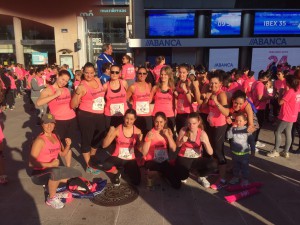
[181,179,187,183]
[46,195,64,209]
[197,176,210,188]
[255,141,266,148]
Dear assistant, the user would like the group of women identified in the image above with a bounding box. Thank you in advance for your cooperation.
[28,58,300,209]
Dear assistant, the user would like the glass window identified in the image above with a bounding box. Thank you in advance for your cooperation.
[22,19,54,40]
[0,15,14,40]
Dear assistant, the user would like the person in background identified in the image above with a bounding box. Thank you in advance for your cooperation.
[100,62,111,85]
[96,43,115,78]
[29,113,81,209]
[121,54,136,87]
[61,64,74,92]
[152,56,166,83]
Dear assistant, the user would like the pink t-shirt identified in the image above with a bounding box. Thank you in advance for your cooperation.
[152,88,175,117]
[251,81,268,110]
[236,78,244,86]
[48,86,76,120]
[152,64,165,83]
[274,79,286,92]
[27,75,33,89]
[144,128,169,162]
[207,90,227,127]
[243,76,256,98]
[112,125,138,160]
[9,76,16,89]
[278,88,300,122]
[79,79,105,114]
[227,82,243,95]
[132,83,151,116]
[178,128,202,158]
[122,64,136,80]
[104,80,128,117]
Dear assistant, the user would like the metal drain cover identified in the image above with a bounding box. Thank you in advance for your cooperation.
[91,183,139,206]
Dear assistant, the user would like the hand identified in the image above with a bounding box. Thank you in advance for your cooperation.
[51,159,60,167]
[162,129,170,138]
[206,92,212,101]
[65,138,72,146]
[247,125,256,133]
[226,117,233,125]
[173,91,178,97]
[182,135,188,143]
[180,82,188,92]
[210,94,217,102]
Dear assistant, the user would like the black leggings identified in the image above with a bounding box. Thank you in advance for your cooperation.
[175,113,188,134]
[55,117,78,146]
[135,116,153,136]
[144,160,181,189]
[207,124,228,165]
[103,156,141,185]
[175,156,216,180]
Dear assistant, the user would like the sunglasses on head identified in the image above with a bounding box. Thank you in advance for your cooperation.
[110,71,120,74]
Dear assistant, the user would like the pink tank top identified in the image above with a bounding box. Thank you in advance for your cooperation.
[104,80,128,116]
[48,86,76,120]
[152,88,175,117]
[207,90,227,127]
[79,79,105,114]
[35,133,61,170]
[176,81,193,114]
[112,125,138,160]
[144,128,169,162]
[132,82,151,116]
[178,128,203,158]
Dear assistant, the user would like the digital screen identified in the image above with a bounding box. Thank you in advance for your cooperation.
[210,12,242,35]
[254,12,300,35]
[148,13,195,37]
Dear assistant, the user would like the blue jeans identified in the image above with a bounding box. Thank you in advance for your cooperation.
[232,154,250,179]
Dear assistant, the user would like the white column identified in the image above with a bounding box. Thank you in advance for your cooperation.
[77,16,87,69]
[13,17,24,65]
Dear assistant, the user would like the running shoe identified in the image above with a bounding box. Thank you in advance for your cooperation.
[279,151,290,158]
[46,195,64,209]
[197,176,210,188]
[255,141,266,148]
[210,178,226,190]
[86,166,101,175]
[267,150,280,158]
[111,172,121,187]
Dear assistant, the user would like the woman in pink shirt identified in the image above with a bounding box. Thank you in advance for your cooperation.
[202,70,229,190]
[272,71,286,118]
[71,62,106,175]
[101,109,143,186]
[127,66,152,135]
[152,56,165,83]
[29,114,81,209]
[103,65,128,128]
[267,75,300,158]
[121,55,136,87]
[141,112,180,189]
[151,65,175,133]
[37,70,76,167]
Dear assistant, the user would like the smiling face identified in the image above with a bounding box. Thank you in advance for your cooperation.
[178,67,188,81]
[154,116,166,131]
[232,97,245,111]
[137,68,147,82]
[209,77,222,93]
[110,65,120,80]
[42,122,55,133]
[124,113,136,127]
[56,74,70,88]
[160,70,169,82]
[83,66,95,81]
[235,115,247,127]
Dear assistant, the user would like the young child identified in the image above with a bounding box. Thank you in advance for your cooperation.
[227,112,255,185]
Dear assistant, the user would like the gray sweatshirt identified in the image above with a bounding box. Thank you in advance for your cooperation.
[31,77,46,98]
[227,126,255,154]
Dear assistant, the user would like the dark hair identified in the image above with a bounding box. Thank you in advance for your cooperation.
[222,72,233,88]
[35,66,44,74]
[137,66,147,72]
[285,74,300,92]
[248,71,255,78]
[294,69,300,80]
[178,63,190,72]
[232,90,246,101]
[154,112,168,129]
[187,112,204,130]
[208,70,226,82]
[83,62,95,72]
[102,62,111,73]
[110,65,120,71]
[155,56,165,65]
[123,54,131,62]
[233,70,243,80]
[258,71,270,80]
[58,69,71,78]
[235,112,247,121]
[124,108,137,119]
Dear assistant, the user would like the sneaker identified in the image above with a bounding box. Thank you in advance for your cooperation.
[210,178,226,190]
[56,191,71,199]
[255,148,259,153]
[181,179,187,183]
[0,175,8,184]
[111,172,121,187]
[86,166,101,175]
[279,151,290,158]
[46,196,65,209]
[255,141,266,148]
[197,176,210,188]
[229,177,240,185]
[267,150,280,158]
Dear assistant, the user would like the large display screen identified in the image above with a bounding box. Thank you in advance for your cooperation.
[254,12,300,35]
[147,13,195,37]
[210,12,242,36]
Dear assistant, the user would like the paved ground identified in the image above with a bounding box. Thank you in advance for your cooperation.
[1,96,300,225]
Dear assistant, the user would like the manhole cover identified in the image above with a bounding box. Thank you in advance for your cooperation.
[91,183,139,206]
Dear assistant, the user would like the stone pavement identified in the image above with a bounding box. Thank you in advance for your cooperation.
[1,96,300,225]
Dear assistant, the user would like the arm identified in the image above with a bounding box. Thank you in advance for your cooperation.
[191,80,201,104]
[244,103,255,133]
[135,128,143,153]
[59,138,72,157]
[211,92,230,116]
[180,81,192,104]
[176,128,188,148]
[140,130,154,156]
[200,131,213,156]
[36,88,61,106]
[163,128,176,152]
[149,85,158,103]
[29,138,59,168]
[102,126,118,148]
[122,79,128,91]
[71,84,85,109]
[126,84,135,101]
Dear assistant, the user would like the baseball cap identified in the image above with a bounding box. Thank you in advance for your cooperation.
[41,113,56,124]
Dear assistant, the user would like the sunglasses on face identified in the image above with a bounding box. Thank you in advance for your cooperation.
[111,71,120,74]
[138,72,147,75]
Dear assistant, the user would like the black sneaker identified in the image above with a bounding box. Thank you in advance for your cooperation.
[111,172,121,187]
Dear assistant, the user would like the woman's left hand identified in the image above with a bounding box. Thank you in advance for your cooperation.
[65,138,72,146]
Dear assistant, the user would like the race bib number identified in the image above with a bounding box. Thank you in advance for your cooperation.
[119,147,134,160]
[184,148,200,158]
[110,103,125,115]
[154,149,169,163]
[136,101,150,115]
[92,96,105,110]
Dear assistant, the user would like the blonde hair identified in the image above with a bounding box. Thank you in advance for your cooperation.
[158,65,174,90]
